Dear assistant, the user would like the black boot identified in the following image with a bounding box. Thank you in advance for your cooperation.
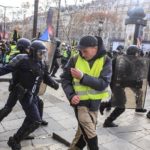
[87,136,99,150]
[7,137,21,150]
[103,107,125,128]
[75,135,86,149]
[13,119,40,145]
[135,108,147,113]
[147,111,150,119]
[38,99,48,126]
[103,119,118,128]
[41,120,48,126]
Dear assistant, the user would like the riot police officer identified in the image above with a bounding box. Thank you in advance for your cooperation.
[0,38,31,124]
[0,40,59,150]
[100,45,147,128]
[50,39,61,77]
[0,38,50,127]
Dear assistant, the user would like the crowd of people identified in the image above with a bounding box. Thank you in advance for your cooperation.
[0,35,150,150]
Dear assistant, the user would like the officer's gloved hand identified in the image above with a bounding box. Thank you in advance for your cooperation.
[100,101,111,115]
[51,79,59,90]
[100,102,106,115]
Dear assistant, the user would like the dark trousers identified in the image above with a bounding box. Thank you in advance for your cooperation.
[14,94,42,143]
[0,89,44,122]
[0,89,18,122]
[106,86,126,123]
[51,59,59,76]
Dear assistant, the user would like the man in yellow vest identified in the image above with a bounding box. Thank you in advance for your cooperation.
[61,35,112,150]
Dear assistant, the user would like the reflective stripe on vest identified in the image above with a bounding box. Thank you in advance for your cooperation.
[62,49,68,58]
[71,49,79,57]
[10,45,19,56]
[73,55,109,101]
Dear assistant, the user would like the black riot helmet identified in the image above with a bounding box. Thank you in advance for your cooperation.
[17,38,31,54]
[117,45,124,51]
[126,45,139,56]
[29,40,48,61]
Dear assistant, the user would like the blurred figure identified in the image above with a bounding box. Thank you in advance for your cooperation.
[12,29,20,42]
[5,41,20,63]
[61,43,71,68]
[100,45,147,128]
[50,39,61,77]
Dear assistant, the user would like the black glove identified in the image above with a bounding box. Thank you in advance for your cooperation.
[99,101,111,115]
[46,75,59,90]
[51,79,59,90]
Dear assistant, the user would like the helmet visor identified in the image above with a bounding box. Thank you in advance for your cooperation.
[36,49,48,61]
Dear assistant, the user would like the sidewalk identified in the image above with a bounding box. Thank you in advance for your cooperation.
[0,73,150,150]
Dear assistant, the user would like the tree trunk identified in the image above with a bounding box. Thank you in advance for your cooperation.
[33,0,39,38]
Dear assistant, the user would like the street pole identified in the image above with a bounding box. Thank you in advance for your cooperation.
[33,0,39,38]
[56,0,61,37]
[98,21,103,37]
[3,7,6,39]
[0,5,19,39]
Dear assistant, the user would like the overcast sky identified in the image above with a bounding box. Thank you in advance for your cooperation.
[0,0,92,7]
[0,0,92,20]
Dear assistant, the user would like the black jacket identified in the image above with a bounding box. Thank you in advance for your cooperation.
[0,54,58,95]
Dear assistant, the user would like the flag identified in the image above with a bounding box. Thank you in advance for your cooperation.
[38,28,50,41]
[38,8,54,41]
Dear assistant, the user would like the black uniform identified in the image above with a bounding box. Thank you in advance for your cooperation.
[101,46,147,128]
[50,42,61,77]
[0,54,58,150]
[0,38,31,123]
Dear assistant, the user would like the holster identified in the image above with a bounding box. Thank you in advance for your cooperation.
[15,83,27,100]
[8,80,15,92]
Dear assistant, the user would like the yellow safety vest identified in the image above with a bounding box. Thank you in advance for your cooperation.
[5,45,20,63]
[62,49,68,58]
[71,49,79,57]
[10,45,20,55]
[73,55,109,101]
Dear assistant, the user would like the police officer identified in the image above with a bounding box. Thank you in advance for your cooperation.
[0,38,31,124]
[50,39,61,77]
[0,40,59,150]
[61,35,112,150]
[100,45,147,128]
[0,38,48,127]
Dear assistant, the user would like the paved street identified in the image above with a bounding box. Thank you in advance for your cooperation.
[0,73,150,150]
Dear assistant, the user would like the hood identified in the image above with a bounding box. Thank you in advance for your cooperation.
[90,46,107,61]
